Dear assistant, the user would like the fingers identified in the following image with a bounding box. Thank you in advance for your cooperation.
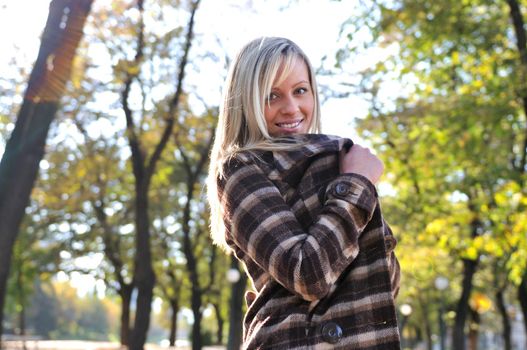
[339,144,384,184]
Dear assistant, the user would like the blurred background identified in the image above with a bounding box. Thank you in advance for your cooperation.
[0,0,526,349]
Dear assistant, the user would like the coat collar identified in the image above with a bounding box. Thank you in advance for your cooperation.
[237,134,353,187]
[269,134,353,174]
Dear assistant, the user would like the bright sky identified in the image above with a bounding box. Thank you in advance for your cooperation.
[196,0,370,140]
[0,0,372,139]
[0,0,389,299]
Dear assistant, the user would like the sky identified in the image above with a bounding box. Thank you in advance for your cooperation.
[0,0,372,140]
[195,0,372,140]
[0,0,388,298]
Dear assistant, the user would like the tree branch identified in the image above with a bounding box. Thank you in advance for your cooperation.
[506,0,527,176]
[146,0,201,184]
[121,0,146,184]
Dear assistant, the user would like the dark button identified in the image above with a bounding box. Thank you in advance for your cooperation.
[335,183,349,196]
[321,322,343,344]
[384,236,397,253]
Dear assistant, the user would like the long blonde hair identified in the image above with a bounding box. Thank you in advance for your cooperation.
[207,37,321,250]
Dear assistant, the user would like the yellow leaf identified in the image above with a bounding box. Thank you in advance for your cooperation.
[478,65,491,78]
[77,167,86,178]
[426,219,446,235]
[483,240,501,256]
[127,65,140,76]
[472,236,484,250]
[462,246,478,261]
[473,80,484,89]
[459,85,470,95]
[470,292,493,313]
[452,51,460,65]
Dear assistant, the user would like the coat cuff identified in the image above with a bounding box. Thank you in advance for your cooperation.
[325,173,378,218]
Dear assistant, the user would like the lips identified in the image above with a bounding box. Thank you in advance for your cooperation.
[276,119,303,129]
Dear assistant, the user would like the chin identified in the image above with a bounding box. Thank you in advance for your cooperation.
[271,130,303,137]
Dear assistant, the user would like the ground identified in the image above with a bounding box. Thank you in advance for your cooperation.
[2,340,226,350]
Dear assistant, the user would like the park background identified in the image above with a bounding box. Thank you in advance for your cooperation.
[0,0,527,349]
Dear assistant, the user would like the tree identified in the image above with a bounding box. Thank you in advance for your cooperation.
[5,208,64,338]
[117,1,201,348]
[66,137,136,346]
[172,107,216,350]
[0,0,93,342]
[336,1,527,348]
[20,280,118,340]
[226,256,247,350]
[505,0,527,336]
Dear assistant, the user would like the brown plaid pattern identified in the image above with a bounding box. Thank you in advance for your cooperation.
[217,134,401,349]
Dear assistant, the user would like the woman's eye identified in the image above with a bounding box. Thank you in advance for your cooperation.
[268,92,279,101]
[296,87,308,94]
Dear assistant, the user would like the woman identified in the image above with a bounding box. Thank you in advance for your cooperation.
[207,37,401,349]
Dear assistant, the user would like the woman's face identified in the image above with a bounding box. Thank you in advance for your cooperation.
[264,57,314,136]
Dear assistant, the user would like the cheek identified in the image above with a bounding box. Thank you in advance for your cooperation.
[264,105,277,124]
[303,98,315,118]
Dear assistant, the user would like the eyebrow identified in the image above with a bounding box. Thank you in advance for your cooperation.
[272,80,310,89]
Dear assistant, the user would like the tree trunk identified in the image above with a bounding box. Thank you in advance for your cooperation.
[19,307,27,350]
[417,294,433,350]
[181,178,209,350]
[130,191,156,350]
[16,265,26,340]
[122,2,200,348]
[0,102,56,341]
[519,273,527,339]
[452,257,478,350]
[169,299,179,347]
[506,0,527,175]
[17,264,27,350]
[453,213,481,350]
[119,284,133,346]
[0,0,92,344]
[496,288,512,350]
[467,308,480,350]
[191,290,203,350]
[180,134,212,350]
[212,303,224,345]
[93,199,134,347]
[227,257,247,350]
[506,1,527,346]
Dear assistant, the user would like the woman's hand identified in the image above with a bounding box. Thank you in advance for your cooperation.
[339,144,384,184]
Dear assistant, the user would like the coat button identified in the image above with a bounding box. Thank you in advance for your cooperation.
[384,236,396,253]
[335,183,349,196]
[321,322,343,344]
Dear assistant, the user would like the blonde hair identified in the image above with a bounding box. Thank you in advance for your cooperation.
[207,37,321,250]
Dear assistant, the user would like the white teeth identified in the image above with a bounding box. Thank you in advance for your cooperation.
[277,120,302,128]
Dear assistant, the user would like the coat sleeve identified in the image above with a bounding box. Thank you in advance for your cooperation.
[383,220,401,298]
[218,159,379,302]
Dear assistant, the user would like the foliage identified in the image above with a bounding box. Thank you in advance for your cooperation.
[3,0,232,346]
[5,279,118,340]
[335,0,527,345]
[14,0,527,347]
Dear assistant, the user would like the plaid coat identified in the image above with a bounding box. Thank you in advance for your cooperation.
[217,134,401,349]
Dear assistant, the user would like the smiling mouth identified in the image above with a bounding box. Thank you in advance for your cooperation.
[276,119,303,129]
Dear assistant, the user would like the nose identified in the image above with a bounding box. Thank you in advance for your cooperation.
[279,95,298,115]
